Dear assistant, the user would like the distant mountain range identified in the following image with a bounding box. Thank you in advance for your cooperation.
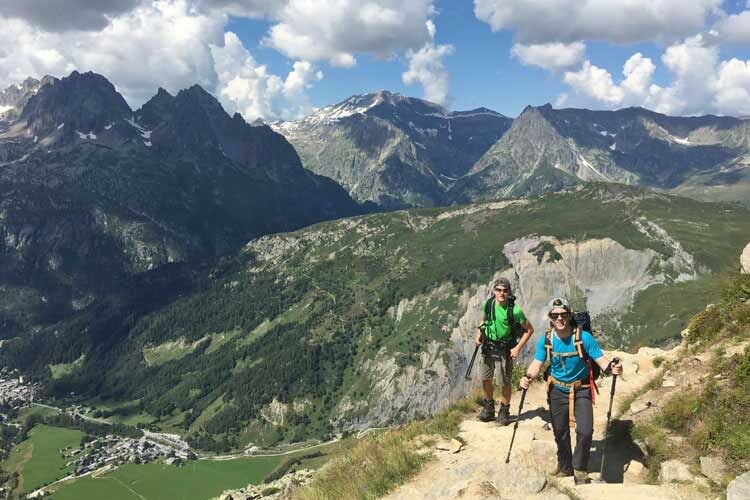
[273,95,750,209]
[0,71,361,336]
[455,104,750,204]
[271,91,513,209]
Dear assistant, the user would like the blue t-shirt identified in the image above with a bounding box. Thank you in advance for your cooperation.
[534,330,603,391]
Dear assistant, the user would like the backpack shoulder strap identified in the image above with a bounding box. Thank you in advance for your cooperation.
[545,329,553,361]
[484,297,495,322]
[574,328,585,359]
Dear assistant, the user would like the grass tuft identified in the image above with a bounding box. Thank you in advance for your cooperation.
[631,423,670,483]
[292,398,474,500]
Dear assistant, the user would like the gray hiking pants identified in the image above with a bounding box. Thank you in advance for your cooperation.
[549,386,593,472]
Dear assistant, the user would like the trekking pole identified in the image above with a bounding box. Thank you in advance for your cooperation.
[599,357,620,482]
[465,328,485,381]
[465,344,479,380]
[504,387,527,463]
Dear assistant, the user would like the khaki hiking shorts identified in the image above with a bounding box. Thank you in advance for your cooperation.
[479,352,513,387]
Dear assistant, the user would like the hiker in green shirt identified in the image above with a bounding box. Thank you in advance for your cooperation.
[475,277,534,425]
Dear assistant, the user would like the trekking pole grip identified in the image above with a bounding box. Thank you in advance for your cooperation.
[610,357,620,396]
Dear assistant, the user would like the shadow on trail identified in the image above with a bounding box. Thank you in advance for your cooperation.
[515,405,551,423]
[588,419,646,483]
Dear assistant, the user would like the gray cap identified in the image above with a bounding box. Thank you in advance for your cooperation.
[548,297,571,312]
[493,277,512,292]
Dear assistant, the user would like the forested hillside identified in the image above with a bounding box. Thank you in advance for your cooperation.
[1,184,748,451]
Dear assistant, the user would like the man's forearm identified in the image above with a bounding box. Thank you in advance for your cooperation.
[526,360,543,379]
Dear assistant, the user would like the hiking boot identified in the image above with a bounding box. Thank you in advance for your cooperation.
[574,470,591,485]
[496,403,511,426]
[479,399,495,422]
[551,467,573,478]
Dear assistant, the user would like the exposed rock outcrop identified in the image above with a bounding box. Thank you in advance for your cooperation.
[741,242,750,274]
[211,469,314,500]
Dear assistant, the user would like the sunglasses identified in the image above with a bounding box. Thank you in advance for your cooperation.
[548,312,569,319]
[494,288,509,293]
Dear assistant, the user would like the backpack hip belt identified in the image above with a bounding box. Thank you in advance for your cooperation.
[482,340,510,359]
[546,375,590,428]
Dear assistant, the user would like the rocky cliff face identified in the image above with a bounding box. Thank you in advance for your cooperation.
[339,227,699,431]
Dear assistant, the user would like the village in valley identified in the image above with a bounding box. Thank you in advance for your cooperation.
[0,366,196,490]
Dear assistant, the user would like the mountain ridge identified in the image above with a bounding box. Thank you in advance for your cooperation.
[0,70,363,338]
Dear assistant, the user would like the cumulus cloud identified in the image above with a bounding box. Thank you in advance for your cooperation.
[0,0,140,31]
[558,34,750,116]
[714,10,750,43]
[402,21,454,105]
[511,42,586,72]
[211,32,322,121]
[264,0,436,66]
[0,1,225,106]
[563,61,626,106]
[474,0,720,44]
[0,1,326,120]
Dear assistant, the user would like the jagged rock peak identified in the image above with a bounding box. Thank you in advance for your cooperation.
[19,70,131,136]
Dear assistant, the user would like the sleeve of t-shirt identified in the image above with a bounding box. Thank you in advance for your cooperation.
[534,334,547,362]
[513,306,527,325]
[582,331,604,359]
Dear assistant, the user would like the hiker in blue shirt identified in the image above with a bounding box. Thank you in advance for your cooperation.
[519,297,622,485]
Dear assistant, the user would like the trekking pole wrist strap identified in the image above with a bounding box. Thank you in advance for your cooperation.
[604,361,613,376]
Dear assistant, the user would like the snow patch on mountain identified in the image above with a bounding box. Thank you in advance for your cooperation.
[76,130,97,140]
[408,121,438,137]
[670,135,692,145]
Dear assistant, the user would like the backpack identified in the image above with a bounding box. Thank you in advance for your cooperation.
[543,310,601,397]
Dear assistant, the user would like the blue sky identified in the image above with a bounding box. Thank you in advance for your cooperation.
[224,0,750,117]
[3,1,750,119]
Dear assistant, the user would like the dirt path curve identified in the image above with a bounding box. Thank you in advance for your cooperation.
[384,346,710,500]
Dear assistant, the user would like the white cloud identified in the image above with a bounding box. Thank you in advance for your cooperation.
[557,34,750,116]
[211,32,322,121]
[714,10,750,43]
[0,1,326,120]
[621,53,656,98]
[474,0,721,44]
[511,42,586,72]
[281,60,323,119]
[264,0,436,66]
[0,1,225,106]
[563,61,625,106]
[402,21,454,105]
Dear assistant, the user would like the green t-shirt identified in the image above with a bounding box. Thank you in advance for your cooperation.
[482,301,527,341]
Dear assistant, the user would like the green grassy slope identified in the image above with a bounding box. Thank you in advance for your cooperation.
[2,184,748,448]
